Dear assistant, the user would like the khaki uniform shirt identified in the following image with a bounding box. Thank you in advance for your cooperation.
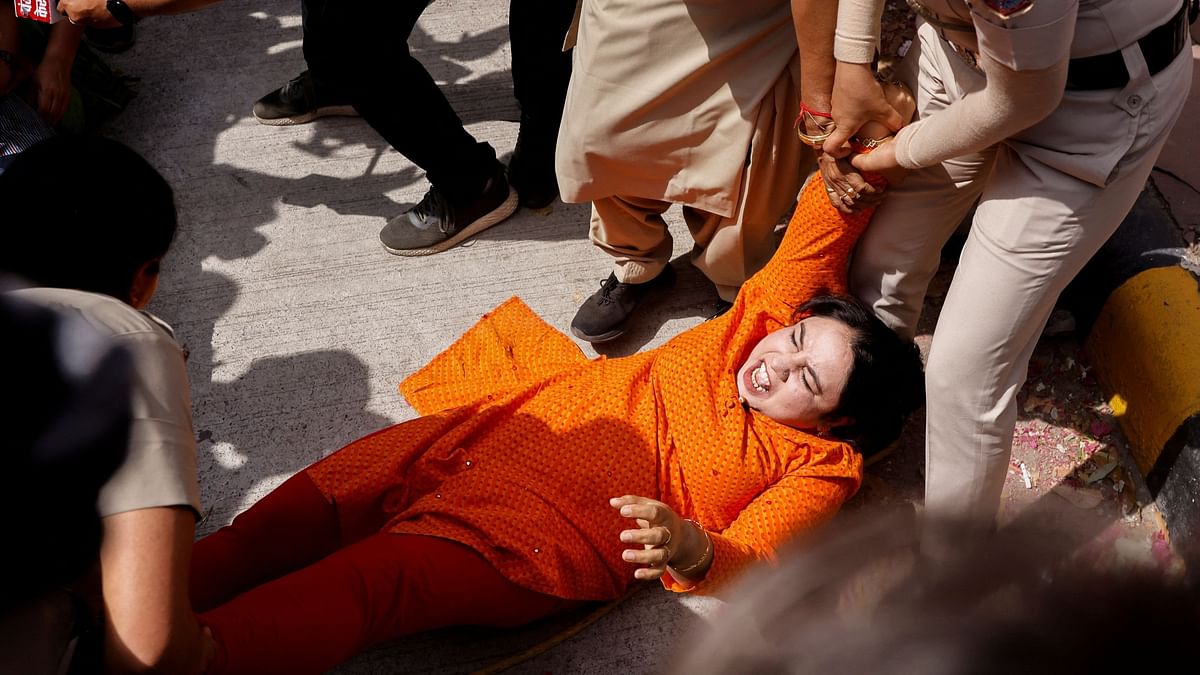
[556,0,798,219]
[888,0,1185,185]
[13,288,201,518]
[913,0,1181,63]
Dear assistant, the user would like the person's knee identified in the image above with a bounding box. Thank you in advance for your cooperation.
[924,340,1012,441]
[924,345,968,409]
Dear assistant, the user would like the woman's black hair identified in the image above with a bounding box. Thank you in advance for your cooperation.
[795,293,924,457]
[0,136,177,303]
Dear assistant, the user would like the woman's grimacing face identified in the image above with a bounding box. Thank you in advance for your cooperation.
[736,316,855,430]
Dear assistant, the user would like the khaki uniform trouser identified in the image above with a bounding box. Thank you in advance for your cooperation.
[588,69,813,302]
[850,21,1193,524]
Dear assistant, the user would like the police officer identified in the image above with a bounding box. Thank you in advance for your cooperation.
[823,0,1193,527]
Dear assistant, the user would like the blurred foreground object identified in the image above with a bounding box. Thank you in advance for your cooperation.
[674,508,1200,675]
[0,289,132,674]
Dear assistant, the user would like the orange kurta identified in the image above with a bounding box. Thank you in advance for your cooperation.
[307,178,873,601]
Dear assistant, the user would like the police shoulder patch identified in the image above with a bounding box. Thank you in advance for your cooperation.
[981,0,1035,19]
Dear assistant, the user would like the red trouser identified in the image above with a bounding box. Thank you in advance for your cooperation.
[191,473,577,675]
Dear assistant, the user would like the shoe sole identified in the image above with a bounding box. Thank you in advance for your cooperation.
[382,188,520,257]
[254,105,359,127]
[570,324,627,344]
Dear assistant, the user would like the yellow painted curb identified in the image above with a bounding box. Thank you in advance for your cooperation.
[1085,267,1200,475]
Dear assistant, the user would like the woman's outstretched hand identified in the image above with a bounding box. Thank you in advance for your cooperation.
[819,153,884,214]
[610,495,700,581]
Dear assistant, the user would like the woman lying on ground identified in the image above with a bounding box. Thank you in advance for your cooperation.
[190,91,923,674]
[0,136,212,673]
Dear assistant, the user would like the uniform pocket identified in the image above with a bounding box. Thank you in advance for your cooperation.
[1006,83,1142,188]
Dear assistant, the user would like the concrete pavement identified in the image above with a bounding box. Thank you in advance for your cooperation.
[101,2,1195,671]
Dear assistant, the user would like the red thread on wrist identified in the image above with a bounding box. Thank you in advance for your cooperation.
[798,103,833,120]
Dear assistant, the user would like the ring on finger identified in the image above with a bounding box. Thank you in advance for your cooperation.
[659,527,674,564]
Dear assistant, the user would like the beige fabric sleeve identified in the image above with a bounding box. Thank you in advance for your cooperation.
[891,52,1069,169]
[969,0,1077,71]
[890,0,1079,169]
[834,0,884,63]
[96,322,201,518]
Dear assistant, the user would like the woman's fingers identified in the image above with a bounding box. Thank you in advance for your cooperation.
[621,544,671,568]
[818,157,853,213]
[634,566,666,581]
[610,496,667,525]
[818,155,882,213]
[619,525,672,547]
[611,495,679,581]
[621,545,670,565]
[819,151,892,212]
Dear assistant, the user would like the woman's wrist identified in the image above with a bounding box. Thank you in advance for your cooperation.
[668,519,713,579]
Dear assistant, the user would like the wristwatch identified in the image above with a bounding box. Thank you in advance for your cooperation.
[105,0,141,26]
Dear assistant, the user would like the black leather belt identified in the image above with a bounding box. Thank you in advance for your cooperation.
[1066,2,1191,90]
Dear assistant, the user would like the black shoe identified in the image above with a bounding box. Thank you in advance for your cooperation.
[252,71,357,126]
[83,24,135,54]
[570,265,676,343]
[507,114,560,210]
[379,163,519,256]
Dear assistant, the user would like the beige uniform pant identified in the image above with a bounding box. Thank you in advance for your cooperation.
[850,21,1193,523]
[590,71,813,302]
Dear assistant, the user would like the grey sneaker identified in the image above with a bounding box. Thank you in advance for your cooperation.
[252,71,357,126]
[379,166,518,256]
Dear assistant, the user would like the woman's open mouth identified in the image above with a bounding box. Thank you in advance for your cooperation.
[742,360,771,396]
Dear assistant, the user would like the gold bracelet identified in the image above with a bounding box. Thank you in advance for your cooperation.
[670,519,714,576]
[796,128,833,148]
[850,135,893,151]
[795,109,835,149]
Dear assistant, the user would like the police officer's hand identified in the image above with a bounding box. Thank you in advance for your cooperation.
[849,141,908,186]
[823,62,904,158]
[819,153,883,214]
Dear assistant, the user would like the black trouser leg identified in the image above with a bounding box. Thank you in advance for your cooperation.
[507,0,574,202]
[299,0,346,100]
[509,0,575,136]
[304,0,497,204]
